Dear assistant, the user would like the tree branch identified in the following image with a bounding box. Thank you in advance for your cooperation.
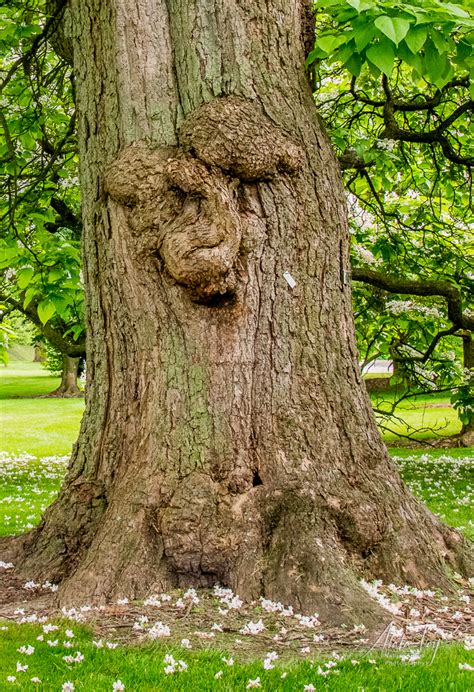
[351,267,474,331]
[0,292,85,358]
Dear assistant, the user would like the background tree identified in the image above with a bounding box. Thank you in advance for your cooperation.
[1,0,472,626]
[310,0,473,439]
[0,0,84,394]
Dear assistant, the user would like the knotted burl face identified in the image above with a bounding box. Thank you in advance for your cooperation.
[105,97,303,302]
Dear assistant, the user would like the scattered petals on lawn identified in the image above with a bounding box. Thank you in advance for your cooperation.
[0,452,68,536]
[17,644,34,655]
[393,453,474,539]
[246,677,261,688]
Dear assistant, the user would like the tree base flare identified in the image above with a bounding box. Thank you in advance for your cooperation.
[3,466,472,629]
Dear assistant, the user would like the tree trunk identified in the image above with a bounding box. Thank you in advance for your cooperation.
[47,354,82,398]
[6,0,471,625]
[33,342,46,363]
[461,332,473,442]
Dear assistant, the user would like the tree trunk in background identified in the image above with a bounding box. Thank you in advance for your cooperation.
[6,0,471,625]
[461,333,473,441]
[48,354,81,398]
[33,342,46,363]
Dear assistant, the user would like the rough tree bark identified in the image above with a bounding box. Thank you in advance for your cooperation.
[47,354,82,398]
[4,0,472,625]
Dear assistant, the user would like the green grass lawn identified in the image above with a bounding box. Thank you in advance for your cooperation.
[0,621,473,691]
[0,363,84,457]
[370,389,462,441]
[393,451,474,540]
[1,362,64,398]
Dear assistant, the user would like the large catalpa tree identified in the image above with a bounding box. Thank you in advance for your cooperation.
[2,0,472,625]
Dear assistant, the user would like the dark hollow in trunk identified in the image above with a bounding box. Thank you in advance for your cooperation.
[3,0,471,627]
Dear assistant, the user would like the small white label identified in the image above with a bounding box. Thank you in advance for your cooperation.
[283,271,296,289]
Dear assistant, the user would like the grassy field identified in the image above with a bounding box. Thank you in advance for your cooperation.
[371,389,461,441]
[1,360,473,690]
[0,363,83,457]
[1,621,473,691]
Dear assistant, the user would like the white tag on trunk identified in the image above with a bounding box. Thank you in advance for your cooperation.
[283,271,296,289]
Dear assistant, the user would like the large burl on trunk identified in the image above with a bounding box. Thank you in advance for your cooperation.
[5,0,471,624]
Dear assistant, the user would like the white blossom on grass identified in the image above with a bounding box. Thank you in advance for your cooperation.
[16,662,28,672]
[43,623,59,633]
[183,587,200,604]
[17,645,34,655]
[163,654,187,674]
[213,585,243,609]
[63,651,84,664]
[133,615,149,631]
[240,619,265,635]
[297,614,320,628]
[112,681,125,690]
[246,678,261,688]
[62,682,75,691]
[464,636,474,651]
[148,622,171,639]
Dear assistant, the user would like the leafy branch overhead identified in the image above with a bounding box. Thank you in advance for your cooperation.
[311,0,473,429]
[310,0,473,166]
[0,0,83,338]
